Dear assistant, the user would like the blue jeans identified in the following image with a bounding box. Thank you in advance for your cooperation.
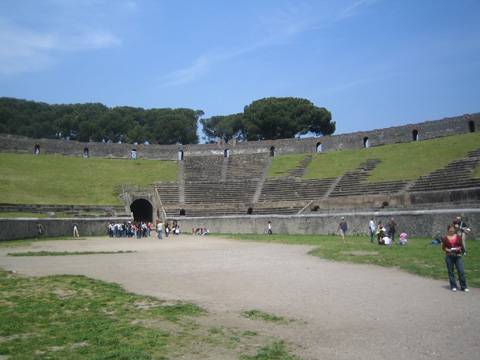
[445,255,467,289]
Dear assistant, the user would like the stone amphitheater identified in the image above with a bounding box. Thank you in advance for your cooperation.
[1,113,480,240]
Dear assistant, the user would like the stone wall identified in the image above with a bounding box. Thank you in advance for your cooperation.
[175,209,480,238]
[0,217,130,241]
[1,113,478,159]
[1,210,478,241]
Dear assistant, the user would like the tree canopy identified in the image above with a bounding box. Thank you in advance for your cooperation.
[0,97,202,144]
[0,96,335,145]
[201,97,335,142]
[200,113,245,143]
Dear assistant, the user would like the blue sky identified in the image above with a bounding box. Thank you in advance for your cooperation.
[1,0,479,141]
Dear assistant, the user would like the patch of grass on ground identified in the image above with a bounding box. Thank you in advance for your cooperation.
[8,250,135,256]
[0,153,177,205]
[0,236,82,248]
[268,154,306,178]
[0,212,98,218]
[302,132,480,182]
[0,269,300,359]
[0,269,200,359]
[242,309,288,324]
[222,234,480,288]
[240,340,300,360]
[0,212,50,218]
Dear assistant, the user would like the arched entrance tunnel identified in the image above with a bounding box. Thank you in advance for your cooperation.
[130,199,153,222]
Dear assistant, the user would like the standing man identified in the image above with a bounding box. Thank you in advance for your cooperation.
[157,221,163,240]
[387,217,397,243]
[73,223,80,238]
[368,218,376,243]
[267,221,273,235]
[36,223,44,238]
[338,217,348,242]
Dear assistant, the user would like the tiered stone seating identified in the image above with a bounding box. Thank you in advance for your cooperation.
[329,159,408,197]
[409,149,480,192]
[155,182,179,204]
[225,154,269,180]
[184,180,257,204]
[184,156,224,181]
[251,204,304,215]
[164,206,245,218]
[258,178,335,202]
[182,154,270,208]
[160,149,480,218]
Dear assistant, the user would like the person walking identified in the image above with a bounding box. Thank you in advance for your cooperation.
[368,218,376,243]
[338,217,348,242]
[442,224,469,292]
[267,221,273,235]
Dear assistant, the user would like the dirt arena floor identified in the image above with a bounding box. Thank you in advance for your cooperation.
[0,235,478,359]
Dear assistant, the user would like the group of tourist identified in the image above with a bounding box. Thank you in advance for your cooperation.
[155,221,181,239]
[107,221,153,238]
[367,217,407,246]
[107,220,181,239]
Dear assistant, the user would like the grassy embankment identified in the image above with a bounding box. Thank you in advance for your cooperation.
[0,153,177,205]
[268,132,480,181]
[222,233,480,288]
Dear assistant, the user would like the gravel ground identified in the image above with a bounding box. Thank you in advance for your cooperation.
[0,235,478,360]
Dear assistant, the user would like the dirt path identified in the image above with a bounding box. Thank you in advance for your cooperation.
[1,235,478,359]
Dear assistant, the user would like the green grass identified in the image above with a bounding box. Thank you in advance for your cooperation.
[0,236,87,248]
[474,163,480,178]
[0,269,301,359]
[222,234,480,288]
[242,310,288,324]
[0,212,92,218]
[8,250,135,256]
[240,341,300,360]
[0,269,201,359]
[0,212,49,218]
[0,153,178,205]
[269,132,480,182]
[268,154,306,177]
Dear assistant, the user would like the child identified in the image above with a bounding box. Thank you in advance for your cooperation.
[399,232,408,245]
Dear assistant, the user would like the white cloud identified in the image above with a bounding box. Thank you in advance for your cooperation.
[338,0,381,20]
[64,30,122,51]
[159,3,319,87]
[160,0,382,87]
[161,55,211,86]
[0,19,121,75]
[328,70,400,94]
